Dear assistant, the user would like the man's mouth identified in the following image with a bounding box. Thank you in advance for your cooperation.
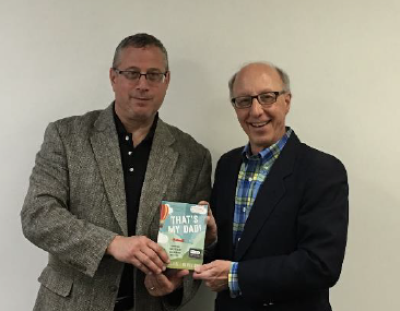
[248,120,270,128]
[132,96,151,101]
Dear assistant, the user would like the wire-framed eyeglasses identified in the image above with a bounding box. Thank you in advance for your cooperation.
[113,68,168,83]
[231,91,286,109]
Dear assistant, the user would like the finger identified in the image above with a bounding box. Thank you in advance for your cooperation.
[144,274,152,285]
[140,246,167,273]
[134,250,165,275]
[207,206,213,217]
[214,280,228,292]
[194,265,202,274]
[153,273,169,287]
[193,269,212,281]
[165,268,189,278]
[193,264,210,276]
[153,274,175,294]
[200,261,215,271]
[192,272,201,280]
[145,275,162,296]
[147,289,158,297]
[146,240,170,264]
[207,209,216,227]
[131,258,151,275]
[144,275,156,290]
[147,285,161,297]
[207,215,216,228]
[205,281,215,289]
[175,269,189,278]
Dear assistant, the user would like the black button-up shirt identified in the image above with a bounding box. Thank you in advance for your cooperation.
[113,107,158,304]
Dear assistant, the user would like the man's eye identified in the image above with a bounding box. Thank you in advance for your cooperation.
[237,98,251,105]
[126,72,140,79]
[259,94,276,103]
[147,73,159,80]
[260,94,274,100]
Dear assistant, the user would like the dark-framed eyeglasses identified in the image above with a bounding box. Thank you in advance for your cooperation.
[113,68,168,83]
[231,91,286,109]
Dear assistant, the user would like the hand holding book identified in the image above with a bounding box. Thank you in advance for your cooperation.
[144,269,189,297]
[106,235,169,275]
[200,200,217,246]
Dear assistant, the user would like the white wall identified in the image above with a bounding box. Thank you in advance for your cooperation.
[1,1,399,310]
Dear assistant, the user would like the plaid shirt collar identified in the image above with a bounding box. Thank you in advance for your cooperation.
[242,127,293,163]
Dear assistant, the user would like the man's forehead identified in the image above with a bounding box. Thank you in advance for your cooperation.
[118,46,167,69]
[234,63,282,91]
[238,63,279,80]
[120,46,162,58]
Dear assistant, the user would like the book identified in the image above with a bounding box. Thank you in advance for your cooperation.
[157,201,208,270]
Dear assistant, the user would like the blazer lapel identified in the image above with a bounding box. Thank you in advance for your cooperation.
[235,133,301,261]
[90,105,128,236]
[135,119,178,236]
[224,150,243,257]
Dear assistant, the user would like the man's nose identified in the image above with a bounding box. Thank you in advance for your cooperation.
[136,75,150,89]
[249,97,263,115]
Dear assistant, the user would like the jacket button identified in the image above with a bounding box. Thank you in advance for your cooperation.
[263,302,274,307]
[109,285,118,292]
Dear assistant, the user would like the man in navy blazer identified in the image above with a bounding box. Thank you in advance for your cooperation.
[194,62,349,311]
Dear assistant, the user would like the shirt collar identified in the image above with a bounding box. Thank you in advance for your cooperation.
[242,127,293,162]
[113,103,159,142]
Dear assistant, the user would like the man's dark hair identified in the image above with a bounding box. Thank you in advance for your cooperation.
[112,33,169,71]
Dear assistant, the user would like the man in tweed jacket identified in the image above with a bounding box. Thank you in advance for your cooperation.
[21,34,214,311]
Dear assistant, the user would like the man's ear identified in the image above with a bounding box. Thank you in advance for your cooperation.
[164,71,171,88]
[109,68,117,86]
[284,93,292,114]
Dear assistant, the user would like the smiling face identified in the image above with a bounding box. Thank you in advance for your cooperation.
[110,45,170,127]
[232,63,291,154]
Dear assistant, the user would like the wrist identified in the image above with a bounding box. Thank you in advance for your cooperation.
[106,235,122,256]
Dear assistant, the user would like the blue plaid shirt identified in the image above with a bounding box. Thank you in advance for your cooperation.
[228,128,292,297]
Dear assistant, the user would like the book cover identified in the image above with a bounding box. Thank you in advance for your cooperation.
[157,201,208,270]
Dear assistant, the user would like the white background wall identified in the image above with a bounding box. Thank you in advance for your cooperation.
[1,1,399,310]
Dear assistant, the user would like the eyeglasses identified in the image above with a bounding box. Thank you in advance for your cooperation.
[113,68,168,83]
[231,91,286,109]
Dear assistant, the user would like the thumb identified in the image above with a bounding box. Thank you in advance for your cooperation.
[194,265,203,274]
[175,269,189,278]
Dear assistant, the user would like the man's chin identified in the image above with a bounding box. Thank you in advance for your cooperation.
[129,110,156,123]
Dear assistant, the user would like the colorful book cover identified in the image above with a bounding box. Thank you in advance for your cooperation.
[157,201,208,270]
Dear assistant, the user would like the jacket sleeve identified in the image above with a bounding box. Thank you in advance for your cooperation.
[238,155,349,302]
[21,122,118,277]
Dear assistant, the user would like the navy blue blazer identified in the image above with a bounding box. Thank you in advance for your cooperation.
[211,132,349,311]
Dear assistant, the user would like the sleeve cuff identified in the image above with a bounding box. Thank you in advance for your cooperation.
[228,262,241,298]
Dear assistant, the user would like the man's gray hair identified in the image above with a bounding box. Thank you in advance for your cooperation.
[228,62,291,98]
[112,33,169,71]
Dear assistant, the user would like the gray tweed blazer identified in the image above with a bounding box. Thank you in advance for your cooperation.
[21,104,212,311]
